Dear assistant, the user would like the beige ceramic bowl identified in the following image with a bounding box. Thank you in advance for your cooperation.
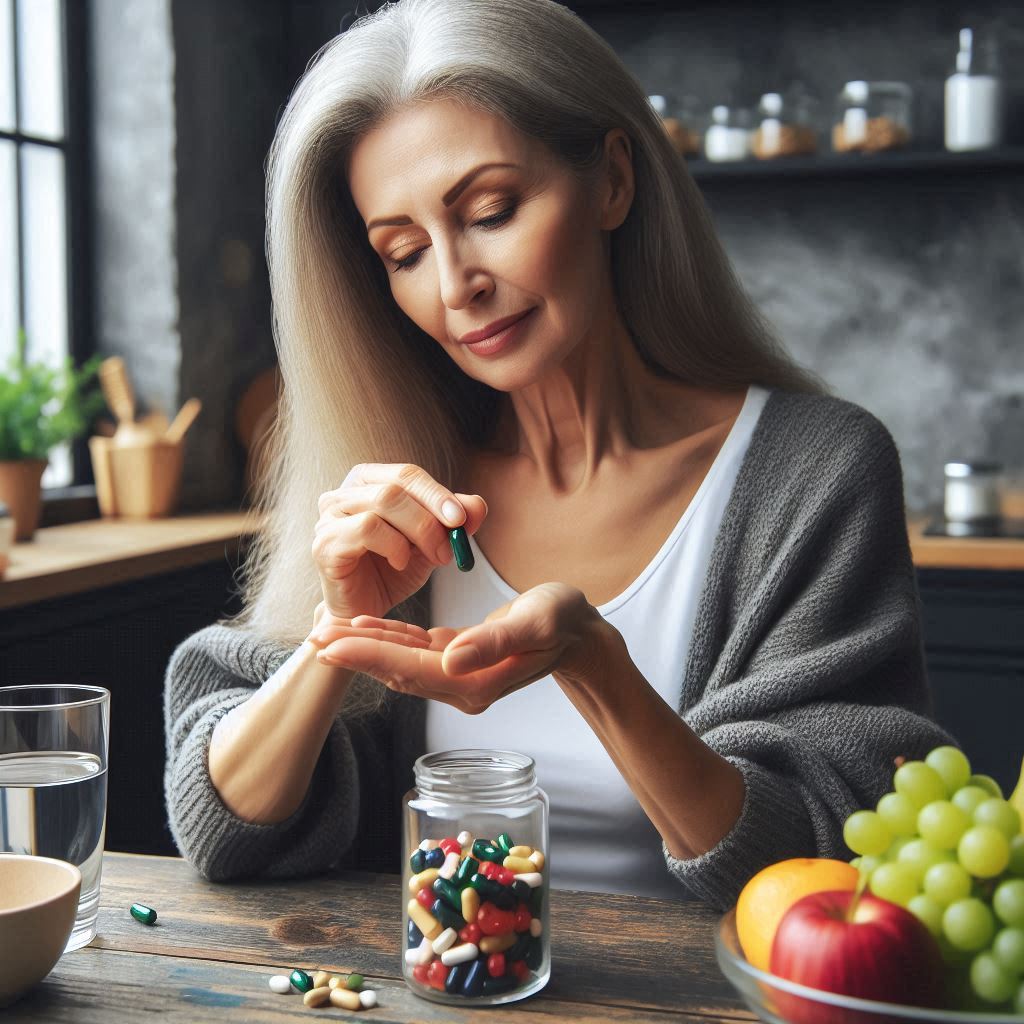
[0,855,82,1006]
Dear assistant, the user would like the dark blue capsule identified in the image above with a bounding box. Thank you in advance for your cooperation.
[407,918,423,947]
[432,897,465,931]
[511,880,531,902]
[508,933,531,961]
[445,961,469,994]
[481,972,518,995]
[424,847,445,870]
[410,849,426,874]
[449,526,474,572]
[461,958,486,997]
[525,936,543,970]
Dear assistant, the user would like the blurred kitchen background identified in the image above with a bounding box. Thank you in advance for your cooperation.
[1,0,1022,857]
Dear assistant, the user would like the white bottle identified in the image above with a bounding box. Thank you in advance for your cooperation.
[704,105,751,162]
[945,28,1002,152]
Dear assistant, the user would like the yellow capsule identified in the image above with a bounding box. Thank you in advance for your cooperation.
[461,885,480,924]
[479,931,517,954]
[408,867,440,894]
[329,987,361,1010]
[407,898,442,940]
[312,970,331,989]
[502,855,535,873]
[529,849,545,871]
[327,975,344,989]
[508,845,533,858]
[303,987,331,1007]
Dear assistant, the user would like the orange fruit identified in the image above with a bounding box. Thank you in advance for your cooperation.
[736,857,859,971]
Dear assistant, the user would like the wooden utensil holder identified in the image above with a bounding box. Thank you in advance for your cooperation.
[88,436,184,518]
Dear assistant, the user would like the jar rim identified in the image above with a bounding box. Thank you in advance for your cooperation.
[414,748,536,795]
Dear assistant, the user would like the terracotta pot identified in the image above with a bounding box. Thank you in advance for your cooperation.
[0,458,47,541]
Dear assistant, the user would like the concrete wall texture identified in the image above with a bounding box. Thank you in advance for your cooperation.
[89,0,1024,513]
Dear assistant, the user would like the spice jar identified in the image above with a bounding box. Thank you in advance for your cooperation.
[703,104,753,162]
[752,91,819,159]
[945,27,1003,152]
[944,462,1003,524]
[402,749,550,1006]
[832,80,912,153]
[649,94,703,157]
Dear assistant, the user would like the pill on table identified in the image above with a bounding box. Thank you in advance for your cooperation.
[312,970,331,988]
[440,942,479,967]
[359,989,378,1008]
[345,973,364,991]
[328,975,345,989]
[448,526,474,571]
[303,986,331,1007]
[129,903,157,925]
[268,975,292,994]
[329,987,362,1010]
[289,968,314,993]
[432,927,457,954]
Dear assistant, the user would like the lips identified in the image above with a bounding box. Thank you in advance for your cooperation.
[457,309,533,345]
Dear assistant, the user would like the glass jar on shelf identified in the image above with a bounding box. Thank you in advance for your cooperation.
[402,749,550,1006]
[649,93,703,156]
[703,104,753,162]
[751,91,819,159]
[832,80,912,153]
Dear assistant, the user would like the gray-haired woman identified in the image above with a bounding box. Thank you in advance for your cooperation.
[163,0,953,909]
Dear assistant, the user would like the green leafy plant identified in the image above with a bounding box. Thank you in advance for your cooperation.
[0,328,106,461]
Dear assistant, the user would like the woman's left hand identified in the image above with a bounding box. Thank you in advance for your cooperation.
[308,582,609,714]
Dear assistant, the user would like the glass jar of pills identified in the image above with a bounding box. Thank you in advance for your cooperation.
[832,80,912,153]
[752,91,819,159]
[703,104,753,162]
[402,748,550,1006]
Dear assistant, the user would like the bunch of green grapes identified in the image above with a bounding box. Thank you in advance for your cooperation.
[844,746,1024,1013]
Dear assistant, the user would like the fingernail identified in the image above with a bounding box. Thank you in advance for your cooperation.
[446,645,481,674]
[442,499,463,524]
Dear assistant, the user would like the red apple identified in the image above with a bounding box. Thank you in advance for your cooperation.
[768,889,945,1024]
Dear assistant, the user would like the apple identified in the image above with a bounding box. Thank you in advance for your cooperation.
[768,889,945,1024]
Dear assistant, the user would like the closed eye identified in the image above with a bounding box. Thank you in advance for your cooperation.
[387,205,517,273]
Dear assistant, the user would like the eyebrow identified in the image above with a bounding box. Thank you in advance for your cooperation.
[365,162,520,233]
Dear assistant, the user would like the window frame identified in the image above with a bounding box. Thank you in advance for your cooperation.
[1,0,97,520]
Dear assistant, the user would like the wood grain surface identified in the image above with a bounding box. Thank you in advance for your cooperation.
[14,853,755,1023]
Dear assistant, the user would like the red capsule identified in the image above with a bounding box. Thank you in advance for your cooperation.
[513,904,532,932]
[459,922,482,945]
[487,952,506,978]
[479,860,496,878]
[495,867,515,886]
[477,902,516,936]
[510,959,529,982]
[416,886,434,910]
[413,964,430,985]
[439,837,461,857]
[426,959,449,991]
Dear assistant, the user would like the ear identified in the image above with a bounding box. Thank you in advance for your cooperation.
[596,128,635,232]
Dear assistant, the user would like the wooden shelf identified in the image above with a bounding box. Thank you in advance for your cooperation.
[0,511,260,610]
[688,146,1024,183]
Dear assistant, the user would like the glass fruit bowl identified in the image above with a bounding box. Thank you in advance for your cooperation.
[715,908,1024,1024]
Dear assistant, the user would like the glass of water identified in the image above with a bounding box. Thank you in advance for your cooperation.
[0,685,110,951]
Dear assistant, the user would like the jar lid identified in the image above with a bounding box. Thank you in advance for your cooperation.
[944,461,1002,477]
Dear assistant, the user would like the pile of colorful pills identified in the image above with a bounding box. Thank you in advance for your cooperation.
[268,969,377,1010]
[404,829,546,999]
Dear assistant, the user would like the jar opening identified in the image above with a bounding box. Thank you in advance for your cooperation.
[415,748,536,798]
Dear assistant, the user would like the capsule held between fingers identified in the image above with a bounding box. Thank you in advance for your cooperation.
[448,526,474,572]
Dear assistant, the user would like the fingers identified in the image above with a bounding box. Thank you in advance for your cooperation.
[310,621,433,652]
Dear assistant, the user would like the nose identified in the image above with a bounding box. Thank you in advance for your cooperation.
[435,236,493,313]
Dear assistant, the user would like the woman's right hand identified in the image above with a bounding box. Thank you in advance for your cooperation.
[313,463,488,621]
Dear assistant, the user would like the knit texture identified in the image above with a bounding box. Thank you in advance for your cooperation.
[163,389,955,907]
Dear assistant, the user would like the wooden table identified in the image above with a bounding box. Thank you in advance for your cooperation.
[16,853,756,1023]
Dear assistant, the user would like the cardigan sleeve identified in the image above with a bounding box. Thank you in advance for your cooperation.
[662,403,957,909]
[163,623,393,881]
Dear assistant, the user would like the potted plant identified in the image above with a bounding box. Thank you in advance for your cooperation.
[0,329,104,541]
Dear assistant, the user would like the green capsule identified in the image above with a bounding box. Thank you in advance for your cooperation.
[432,897,465,931]
[129,903,157,925]
[289,968,314,993]
[345,973,364,991]
[472,839,503,863]
[448,526,474,572]
[455,855,479,885]
[496,832,514,855]
[432,876,462,912]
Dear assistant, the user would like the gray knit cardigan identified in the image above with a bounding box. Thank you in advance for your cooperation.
[163,389,955,909]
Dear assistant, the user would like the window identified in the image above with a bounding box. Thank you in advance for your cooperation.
[1,0,89,489]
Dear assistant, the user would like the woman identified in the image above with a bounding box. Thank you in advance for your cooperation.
[163,0,953,908]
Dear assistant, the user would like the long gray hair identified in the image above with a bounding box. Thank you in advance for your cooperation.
[235,0,826,679]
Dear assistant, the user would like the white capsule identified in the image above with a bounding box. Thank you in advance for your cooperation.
[457,830,473,846]
[438,851,461,879]
[432,926,457,954]
[403,948,420,966]
[517,871,543,888]
[530,917,543,937]
[268,975,292,994]
[359,989,378,1008]
[416,935,435,965]
[440,942,479,966]
[419,838,440,851]
[528,849,545,870]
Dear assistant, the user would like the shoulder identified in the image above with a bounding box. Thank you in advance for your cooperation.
[166,622,294,689]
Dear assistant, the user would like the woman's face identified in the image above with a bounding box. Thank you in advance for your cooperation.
[347,98,626,388]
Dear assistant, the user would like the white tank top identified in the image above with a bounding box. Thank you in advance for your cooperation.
[426,385,771,897]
